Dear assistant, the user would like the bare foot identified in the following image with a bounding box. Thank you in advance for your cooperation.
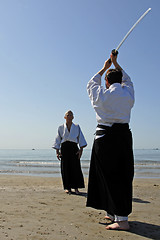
[65,189,71,194]
[106,221,130,230]
[104,216,114,222]
[104,216,114,224]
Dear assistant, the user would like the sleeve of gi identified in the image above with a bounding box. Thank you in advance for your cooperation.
[87,73,103,104]
[121,70,134,101]
[77,125,87,148]
[52,126,62,150]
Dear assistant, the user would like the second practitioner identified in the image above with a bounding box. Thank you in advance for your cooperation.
[52,110,87,195]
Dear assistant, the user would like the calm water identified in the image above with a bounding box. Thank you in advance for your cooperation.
[0,149,160,178]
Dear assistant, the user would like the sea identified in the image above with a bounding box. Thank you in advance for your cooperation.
[0,149,160,178]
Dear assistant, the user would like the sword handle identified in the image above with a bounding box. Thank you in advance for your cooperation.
[108,49,119,63]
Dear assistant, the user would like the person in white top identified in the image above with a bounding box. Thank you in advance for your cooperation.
[86,53,135,230]
[52,110,87,194]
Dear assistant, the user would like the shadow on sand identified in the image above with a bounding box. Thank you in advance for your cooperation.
[71,191,87,197]
[133,197,150,204]
[129,221,160,240]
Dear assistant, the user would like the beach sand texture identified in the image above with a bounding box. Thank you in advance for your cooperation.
[0,176,160,240]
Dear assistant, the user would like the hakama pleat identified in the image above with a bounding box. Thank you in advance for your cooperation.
[86,124,134,217]
[61,141,85,190]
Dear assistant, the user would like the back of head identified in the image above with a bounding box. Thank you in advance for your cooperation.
[105,68,122,85]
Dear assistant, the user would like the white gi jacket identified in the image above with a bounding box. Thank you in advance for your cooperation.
[87,70,135,126]
[52,123,87,150]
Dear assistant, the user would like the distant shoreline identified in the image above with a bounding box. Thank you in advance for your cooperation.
[0,173,160,179]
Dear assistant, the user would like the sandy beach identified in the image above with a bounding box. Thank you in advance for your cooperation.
[0,176,160,240]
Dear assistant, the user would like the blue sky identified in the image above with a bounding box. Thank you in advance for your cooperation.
[0,0,160,149]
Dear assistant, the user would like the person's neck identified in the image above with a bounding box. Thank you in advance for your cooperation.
[66,122,72,131]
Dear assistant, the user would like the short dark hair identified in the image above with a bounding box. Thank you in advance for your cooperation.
[105,68,122,85]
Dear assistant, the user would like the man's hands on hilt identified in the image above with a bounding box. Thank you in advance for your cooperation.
[98,53,122,76]
[110,53,117,65]
[110,53,122,71]
[98,58,112,76]
[103,58,112,70]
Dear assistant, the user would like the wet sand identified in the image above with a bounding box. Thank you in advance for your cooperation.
[0,175,160,240]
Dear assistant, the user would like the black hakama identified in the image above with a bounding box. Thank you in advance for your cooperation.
[86,123,134,217]
[60,141,85,190]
